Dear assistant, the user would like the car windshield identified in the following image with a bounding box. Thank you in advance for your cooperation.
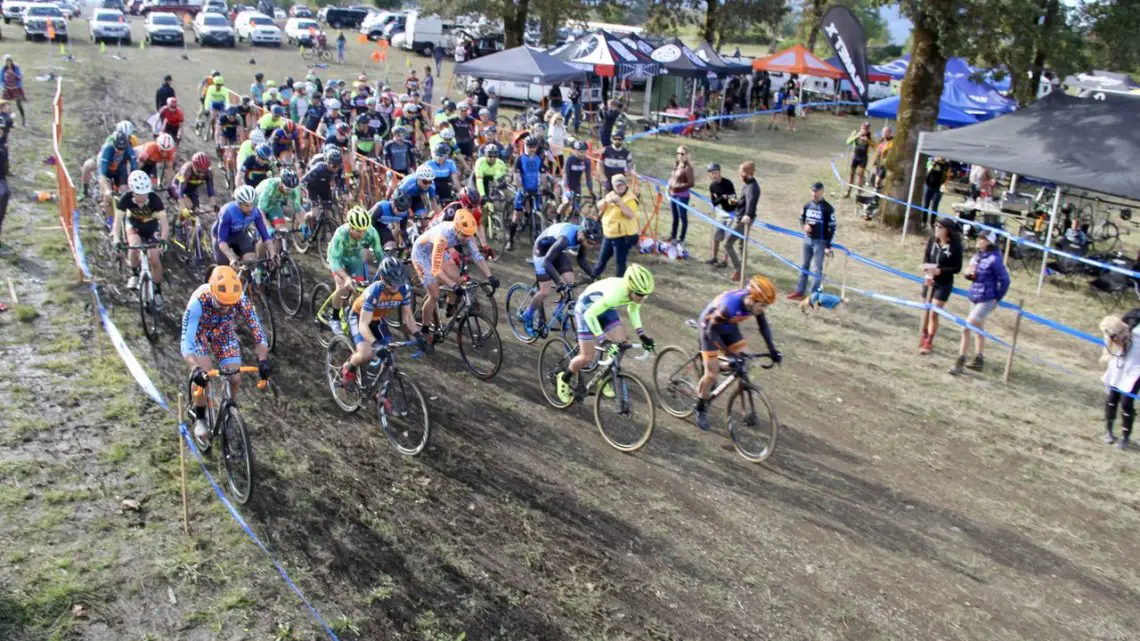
[95,11,120,21]
[249,16,272,26]
[151,14,178,24]
[28,6,64,16]
[204,15,227,25]
[296,20,317,29]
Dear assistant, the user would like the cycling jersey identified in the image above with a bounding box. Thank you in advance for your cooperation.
[117,192,166,223]
[326,223,383,274]
[396,174,437,215]
[240,155,272,189]
[217,112,242,140]
[301,159,346,197]
[169,162,216,205]
[425,157,458,201]
[258,113,285,136]
[98,143,138,179]
[250,82,266,105]
[352,280,411,319]
[411,221,483,286]
[158,105,184,128]
[214,201,270,246]
[574,277,644,338]
[382,139,414,174]
[698,289,776,357]
[351,92,369,114]
[563,155,593,194]
[303,103,324,131]
[204,85,229,109]
[472,157,509,198]
[433,110,455,127]
[451,116,474,149]
[600,146,631,179]
[533,222,589,281]
[254,177,303,224]
[352,127,378,155]
[325,132,350,150]
[235,139,255,171]
[136,142,175,169]
[429,201,483,228]
[181,283,266,368]
[514,152,545,192]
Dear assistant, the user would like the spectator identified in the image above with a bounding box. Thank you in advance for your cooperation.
[486,88,499,123]
[472,79,489,108]
[919,218,963,355]
[548,84,563,112]
[783,80,798,132]
[1064,217,1089,250]
[433,44,445,76]
[568,81,582,132]
[788,182,835,301]
[547,113,567,174]
[599,131,633,192]
[336,32,347,64]
[767,85,784,130]
[666,94,680,110]
[599,99,623,148]
[2,55,25,127]
[968,163,993,200]
[949,230,1010,375]
[455,40,468,63]
[1099,314,1140,449]
[0,100,14,143]
[844,122,874,198]
[922,156,950,224]
[405,69,419,94]
[705,162,736,268]
[155,74,176,112]
[422,66,434,107]
[0,123,8,253]
[693,90,707,117]
[590,174,641,279]
[666,146,694,249]
[872,126,893,191]
[759,72,771,111]
[250,72,266,106]
[726,161,760,281]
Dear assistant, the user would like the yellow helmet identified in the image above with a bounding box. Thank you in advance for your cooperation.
[209,266,243,306]
[453,208,478,237]
[347,206,371,231]
[624,263,654,296]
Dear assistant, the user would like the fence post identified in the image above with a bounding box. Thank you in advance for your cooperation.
[1003,299,1025,383]
[739,226,750,288]
[178,393,190,535]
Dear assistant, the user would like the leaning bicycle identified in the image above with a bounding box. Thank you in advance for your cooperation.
[505,280,578,345]
[421,280,502,380]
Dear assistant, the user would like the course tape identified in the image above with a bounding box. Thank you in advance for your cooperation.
[71,213,342,641]
[627,101,862,142]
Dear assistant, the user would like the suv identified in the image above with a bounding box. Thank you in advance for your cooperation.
[193,10,235,47]
[89,8,131,44]
[234,10,281,45]
[3,1,33,24]
[320,6,365,29]
[288,4,311,18]
[144,11,184,45]
[23,3,67,40]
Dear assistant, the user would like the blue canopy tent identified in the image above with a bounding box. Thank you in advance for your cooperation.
[867,95,978,128]
[879,55,1014,93]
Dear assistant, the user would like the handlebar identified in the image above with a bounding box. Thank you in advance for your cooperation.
[722,352,778,370]
[207,365,271,390]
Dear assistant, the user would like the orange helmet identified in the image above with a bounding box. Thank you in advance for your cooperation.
[209,266,243,306]
[747,274,776,305]
[205,76,214,86]
[453,208,478,237]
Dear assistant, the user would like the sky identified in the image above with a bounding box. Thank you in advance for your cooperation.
[880,5,912,45]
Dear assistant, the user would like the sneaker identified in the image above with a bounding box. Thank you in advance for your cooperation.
[714,261,728,270]
[676,241,686,255]
[192,419,211,446]
[505,238,515,252]
[703,257,719,266]
[1119,435,1131,450]
[555,371,573,404]
[696,408,710,431]
[340,364,358,389]
[786,292,805,301]
[329,316,344,335]
[126,275,139,290]
[153,293,165,313]
[918,335,932,355]
[1104,429,1117,445]
[521,309,536,338]
[949,355,966,376]
[967,354,985,371]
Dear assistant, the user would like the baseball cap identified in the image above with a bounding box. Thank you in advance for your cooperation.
[811,181,825,191]
[706,162,721,172]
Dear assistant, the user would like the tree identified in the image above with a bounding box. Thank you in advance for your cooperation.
[704,0,787,49]
[1082,0,1140,72]
[417,0,532,47]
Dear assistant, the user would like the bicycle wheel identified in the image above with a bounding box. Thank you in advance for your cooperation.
[317,222,334,269]
[309,282,335,347]
[537,337,576,408]
[504,282,538,343]
[594,372,655,452]
[456,313,502,379]
[320,48,333,62]
[1094,221,1120,251]
[248,289,276,352]
[471,282,499,326]
[218,402,255,504]
[293,215,317,254]
[379,370,430,456]
[496,115,515,133]
[325,334,363,413]
[726,385,779,463]
[652,346,700,418]
[275,255,304,317]
[301,47,314,61]
[138,272,160,342]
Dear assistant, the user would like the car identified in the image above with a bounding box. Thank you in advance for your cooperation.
[54,0,80,19]
[193,10,235,47]
[99,0,125,12]
[272,7,285,20]
[379,14,404,41]
[320,6,366,29]
[288,4,311,18]
[23,3,67,39]
[360,10,400,40]
[283,16,320,46]
[202,4,224,15]
[233,10,280,45]
[467,33,506,59]
[144,11,183,45]
[89,8,131,44]
[228,3,252,20]
[2,1,33,24]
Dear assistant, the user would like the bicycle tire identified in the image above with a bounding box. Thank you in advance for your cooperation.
[326,334,363,413]
[192,222,211,271]
[538,337,575,409]
[457,313,502,379]
[219,402,255,504]
[504,282,537,343]
[379,370,430,456]
[652,346,700,418]
[275,255,304,317]
[138,272,160,342]
[726,385,779,463]
[301,47,314,61]
[293,216,317,254]
[472,282,499,326]
[247,289,276,352]
[309,282,336,347]
[594,372,655,452]
[185,378,218,454]
[316,222,334,269]
[1095,221,1120,249]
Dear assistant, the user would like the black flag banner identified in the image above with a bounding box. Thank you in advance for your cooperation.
[821,5,870,106]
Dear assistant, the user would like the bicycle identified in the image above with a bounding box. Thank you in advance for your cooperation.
[506,189,546,253]
[185,365,276,504]
[264,228,305,317]
[293,195,342,266]
[118,240,165,342]
[652,348,780,463]
[219,144,240,191]
[420,280,502,380]
[505,280,578,345]
[561,192,597,225]
[309,268,370,348]
[235,259,278,353]
[325,336,431,455]
[301,44,333,62]
[170,206,213,273]
[538,339,655,452]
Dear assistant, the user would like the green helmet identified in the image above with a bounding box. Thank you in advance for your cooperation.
[624,264,654,296]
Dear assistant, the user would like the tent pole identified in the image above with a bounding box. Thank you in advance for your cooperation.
[1036,188,1062,295]
[644,74,653,118]
[901,132,924,245]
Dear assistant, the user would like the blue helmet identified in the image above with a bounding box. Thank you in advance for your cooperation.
[255,143,273,159]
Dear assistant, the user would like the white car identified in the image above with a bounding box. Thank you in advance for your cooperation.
[23,3,67,40]
[192,10,235,47]
[234,10,281,46]
[3,0,33,24]
[144,11,183,45]
[272,7,285,20]
[89,8,131,44]
[55,0,80,19]
[283,16,320,45]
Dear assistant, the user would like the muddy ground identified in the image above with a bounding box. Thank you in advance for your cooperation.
[1,18,1138,641]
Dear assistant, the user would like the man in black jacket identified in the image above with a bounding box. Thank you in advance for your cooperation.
[155,75,176,113]
[725,161,761,281]
[789,182,836,300]
[706,162,736,268]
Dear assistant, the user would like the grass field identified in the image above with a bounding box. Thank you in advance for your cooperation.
[1,16,1139,641]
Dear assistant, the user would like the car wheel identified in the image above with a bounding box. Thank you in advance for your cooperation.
[124,37,131,45]
[329,20,340,28]
[420,44,432,57]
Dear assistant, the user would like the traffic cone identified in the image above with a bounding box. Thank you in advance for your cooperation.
[99,41,106,54]
[59,43,66,55]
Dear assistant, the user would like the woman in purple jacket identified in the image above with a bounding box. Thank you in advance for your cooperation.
[950,230,1010,375]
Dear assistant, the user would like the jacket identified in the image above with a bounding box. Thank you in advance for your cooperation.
[800,198,836,246]
[923,236,962,286]
[966,249,1010,303]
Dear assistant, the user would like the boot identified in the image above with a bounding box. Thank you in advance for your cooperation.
[967,354,985,371]
[949,355,966,376]
[1120,434,1131,450]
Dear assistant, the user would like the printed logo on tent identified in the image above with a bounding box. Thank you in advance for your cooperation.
[622,37,654,56]
[610,39,637,62]
[573,35,600,59]
[682,47,707,67]
[651,44,681,63]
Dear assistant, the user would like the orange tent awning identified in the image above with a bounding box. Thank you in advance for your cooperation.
[751,44,844,79]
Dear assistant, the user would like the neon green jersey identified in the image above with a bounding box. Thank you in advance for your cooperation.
[258,113,284,132]
[325,223,383,272]
[472,157,509,197]
[578,277,644,336]
[204,86,229,106]
[236,140,255,172]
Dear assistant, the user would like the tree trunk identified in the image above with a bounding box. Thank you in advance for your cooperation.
[1024,0,1058,104]
[703,0,719,46]
[806,23,821,52]
[882,15,947,229]
[538,2,560,46]
[503,0,530,49]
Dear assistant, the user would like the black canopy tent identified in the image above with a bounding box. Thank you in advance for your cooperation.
[693,40,752,76]
[904,91,1140,293]
[644,38,715,116]
[453,45,587,85]
[1062,70,1139,94]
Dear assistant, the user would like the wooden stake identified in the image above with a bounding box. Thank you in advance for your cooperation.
[739,225,750,288]
[840,252,849,301]
[178,393,190,536]
[6,277,17,304]
[1003,299,1025,383]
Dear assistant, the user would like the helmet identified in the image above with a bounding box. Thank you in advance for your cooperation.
[623,263,654,296]
[355,114,370,127]
[328,99,342,111]
[573,140,588,152]
[115,120,134,136]
[582,217,602,242]
[271,105,286,117]
[249,129,267,146]
[209,265,243,306]
[377,256,407,285]
[255,143,273,159]
[485,124,497,134]
[415,165,435,182]
[478,108,490,117]
[128,170,152,195]
[347,205,371,231]
[296,83,307,94]
[459,187,481,209]
[439,128,454,141]
[392,190,411,211]
[210,69,221,77]
[325,147,343,165]
[533,122,547,134]
[443,99,455,110]
[241,95,252,105]
[335,122,351,136]
[482,144,499,158]
[286,75,294,85]
[525,136,540,148]
[266,79,277,88]
[433,142,451,158]
[191,152,211,171]
[365,96,377,107]
[166,97,178,108]
[404,104,419,114]
[392,125,408,137]
[279,168,299,189]
[283,120,296,133]
[112,131,130,150]
[213,76,224,86]
[156,133,175,151]
[747,274,777,305]
[234,185,257,204]
[612,131,626,142]
[457,102,471,112]
[453,209,477,237]
[254,72,264,81]
[226,104,241,117]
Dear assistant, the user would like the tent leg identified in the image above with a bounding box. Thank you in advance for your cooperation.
[901,135,924,245]
[1036,189,1062,295]
[644,75,653,119]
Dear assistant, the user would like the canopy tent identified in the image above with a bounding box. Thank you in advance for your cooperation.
[867,95,977,128]
[453,46,587,85]
[1063,70,1139,93]
[877,55,909,81]
[693,40,752,75]
[906,91,1140,292]
[648,38,712,78]
[615,32,657,59]
[547,30,661,80]
[941,73,1017,119]
[880,55,1015,92]
[824,55,891,83]
[751,44,843,79]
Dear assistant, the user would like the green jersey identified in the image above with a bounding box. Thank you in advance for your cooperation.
[236,140,255,171]
[472,157,509,197]
[326,224,383,272]
[204,85,229,106]
[254,177,303,213]
[578,277,644,336]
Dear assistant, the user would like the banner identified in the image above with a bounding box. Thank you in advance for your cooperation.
[821,5,870,106]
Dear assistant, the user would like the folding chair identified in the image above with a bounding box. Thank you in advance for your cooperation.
[1046,239,1088,290]
[1089,258,1139,310]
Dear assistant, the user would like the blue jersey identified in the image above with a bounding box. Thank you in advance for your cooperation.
[214,201,270,244]
[369,200,406,226]
[537,222,580,252]
[397,175,437,213]
[514,152,545,192]
[700,289,752,327]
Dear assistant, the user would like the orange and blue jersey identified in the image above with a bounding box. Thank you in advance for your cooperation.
[348,281,411,345]
[700,289,752,328]
[180,284,266,367]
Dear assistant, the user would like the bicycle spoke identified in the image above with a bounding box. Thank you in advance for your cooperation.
[379,371,430,456]
[594,372,655,452]
[652,346,701,418]
[220,405,255,504]
[457,313,502,379]
[727,386,779,463]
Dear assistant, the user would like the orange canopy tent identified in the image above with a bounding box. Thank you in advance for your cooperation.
[751,44,844,79]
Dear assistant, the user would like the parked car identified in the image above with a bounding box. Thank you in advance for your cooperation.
[23,3,67,39]
[234,10,280,45]
[144,11,184,45]
[467,33,506,59]
[2,1,33,24]
[100,0,125,12]
[202,4,224,15]
[139,0,200,17]
[360,10,400,40]
[379,14,404,41]
[204,0,227,14]
[283,16,320,46]
[228,3,252,20]
[272,7,285,20]
[89,8,131,43]
[54,0,80,19]
[193,10,235,47]
[401,11,462,57]
[320,6,366,29]
[288,4,311,18]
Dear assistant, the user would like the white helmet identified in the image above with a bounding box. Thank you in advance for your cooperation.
[440,128,454,141]
[156,133,175,151]
[234,185,257,204]
[415,165,435,182]
[398,93,410,103]
[249,129,266,146]
[128,170,152,195]
[115,120,134,136]
[328,99,342,111]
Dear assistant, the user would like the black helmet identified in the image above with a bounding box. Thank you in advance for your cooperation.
[355,114,370,127]
[582,217,602,242]
[377,255,407,285]
[443,99,455,110]
[325,147,343,165]
[434,142,451,158]
[525,136,540,148]
[392,190,411,211]
[612,130,626,142]
[279,168,299,188]
[112,131,130,150]
[573,140,588,152]
[482,144,499,158]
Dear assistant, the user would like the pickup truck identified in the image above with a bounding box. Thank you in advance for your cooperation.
[140,0,202,17]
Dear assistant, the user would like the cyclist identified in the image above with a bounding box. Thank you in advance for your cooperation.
[157,97,184,143]
[350,114,380,164]
[302,94,325,132]
[213,185,277,267]
[289,82,310,122]
[193,72,219,133]
[508,136,547,251]
[97,130,139,221]
[203,75,229,138]
[410,209,498,333]
[369,190,414,251]
[254,168,303,235]
[338,256,431,388]
[325,122,351,152]
[554,263,656,403]
[113,170,170,308]
[316,99,345,137]
[382,125,416,176]
[425,142,461,203]
[600,131,633,191]
[182,265,271,445]
[693,274,781,430]
[396,165,439,222]
[168,152,216,215]
[558,140,595,220]
[235,128,267,173]
[269,123,298,165]
[215,105,245,175]
[521,218,601,337]
[325,206,385,332]
[134,133,178,190]
[238,143,274,189]
[428,124,459,158]
[451,102,476,160]
[433,99,456,128]
[257,105,288,139]
[236,96,256,130]
[472,144,509,201]
[395,103,423,147]
[474,107,495,145]
[302,145,346,204]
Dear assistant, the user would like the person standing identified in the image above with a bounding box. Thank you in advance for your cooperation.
[666,146,694,249]
[548,84,563,114]
[766,85,784,130]
[783,79,798,132]
[599,131,633,192]
[844,122,874,198]
[568,81,582,133]
[919,218,963,355]
[1099,314,1140,449]
[336,32,347,64]
[155,75,176,113]
[422,66,434,107]
[2,55,25,127]
[472,79,489,108]
[705,163,736,268]
[590,174,640,278]
[433,44,445,76]
[922,157,950,226]
[599,99,623,148]
[788,182,835,301]
[949,230,1010,375]
[405,69,420,95]
[725,161,760,281]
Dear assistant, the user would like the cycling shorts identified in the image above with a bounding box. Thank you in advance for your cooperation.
[699,322,746,357]
[272,141,292,157]
[306,182,334,205]
[127,217,160,242]
[189,330,242,368]
[263,204,286,227]
[410,243,436,286]
[102,162,130,185]
[514,189,542,213]
[331,256,365,280]
[210,100,226,112]
[220,128,239,143]
[533,249,571,282]
[213,231,257,265]
[140,160,162,177]
[574,291,620,341]
[347,313,391,347]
